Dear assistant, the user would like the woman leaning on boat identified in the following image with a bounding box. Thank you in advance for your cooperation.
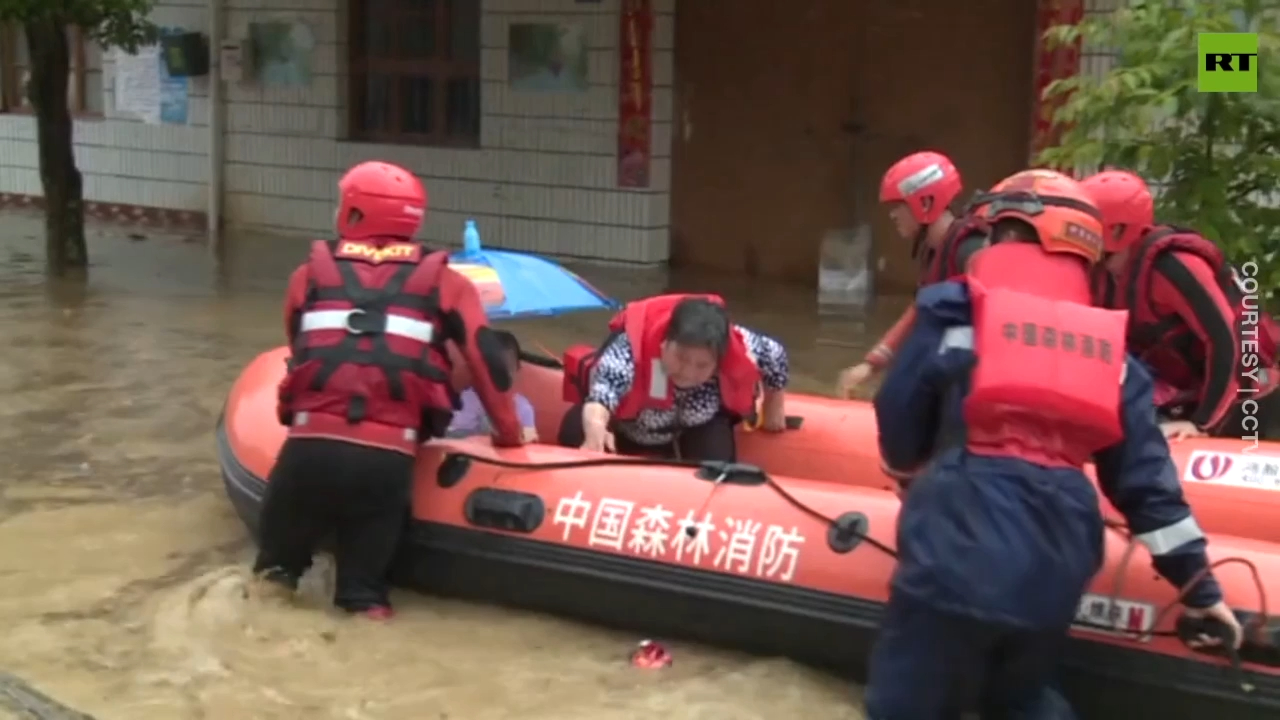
[557,294,789,462]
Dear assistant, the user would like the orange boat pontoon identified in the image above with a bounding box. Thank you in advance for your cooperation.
[218,347,1280,719]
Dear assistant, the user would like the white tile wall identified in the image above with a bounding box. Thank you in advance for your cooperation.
[4,1,1134,265]
[0,0,211,211]
[222,0,675,262]
[0,0,673,264]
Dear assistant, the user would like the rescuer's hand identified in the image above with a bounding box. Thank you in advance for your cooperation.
[1160,419,1205,441]
[1182,601,1243,649]
[837,362,876,398]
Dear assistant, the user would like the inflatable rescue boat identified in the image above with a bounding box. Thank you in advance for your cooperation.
[218,347,1280,718]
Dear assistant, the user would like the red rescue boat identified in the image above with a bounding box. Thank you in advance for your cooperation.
[218,347,1280,718]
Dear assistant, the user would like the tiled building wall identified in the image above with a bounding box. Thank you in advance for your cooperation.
[0,0,211,224]
[0,0,673,262]
[2,1,1142,262]
[222,0,674,262]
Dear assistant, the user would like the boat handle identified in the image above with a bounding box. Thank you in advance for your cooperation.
[1177,611,1280,689]
[462,488,545,534]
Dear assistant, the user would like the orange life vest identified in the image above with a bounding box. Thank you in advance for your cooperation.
[916,214,989,286]
[1120,227,1278,397]
[561,294,759,419]
[964,243,1128,468]
[281,239,454,438]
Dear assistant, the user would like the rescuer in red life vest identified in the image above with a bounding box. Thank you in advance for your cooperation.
[867,170,1237,719]
[254,161,523,619]
[1082,170,1280,441]
[836,151,989,397]
[556,295,789,461]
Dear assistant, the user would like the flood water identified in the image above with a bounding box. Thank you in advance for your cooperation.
[0,212,902,719]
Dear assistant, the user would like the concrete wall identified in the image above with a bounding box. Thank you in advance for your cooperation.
[0,0,211,218]
[2,0,1129,267]
[223,0,674,261]
[0,0,673,263]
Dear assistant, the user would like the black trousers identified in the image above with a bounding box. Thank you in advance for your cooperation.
[252,437,413,611]
[556,402,738,462]
[865,593,1075,718]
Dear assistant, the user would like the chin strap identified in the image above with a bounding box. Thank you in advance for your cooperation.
[910,226,928,259]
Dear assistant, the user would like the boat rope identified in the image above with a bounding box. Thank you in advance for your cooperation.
[1105,521,1268,692]
[446,451,1271,691]
[444,453,897,557]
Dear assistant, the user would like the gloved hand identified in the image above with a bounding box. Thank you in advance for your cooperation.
[1182,601,1243,649]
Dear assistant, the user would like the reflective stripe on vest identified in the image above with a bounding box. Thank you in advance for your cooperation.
[292,242,451,419]
[939,325,973,353]
[299,308,436,343]
[647,358,669,400]
[293,410,419,443]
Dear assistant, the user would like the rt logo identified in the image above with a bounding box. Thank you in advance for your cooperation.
[1198,33,1258,93]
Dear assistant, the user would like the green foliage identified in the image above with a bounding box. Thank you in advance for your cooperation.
[0,0,158,51]
[1036,0,1280,311]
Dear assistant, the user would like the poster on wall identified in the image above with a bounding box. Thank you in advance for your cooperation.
[158,28,190,124]
[113,27,190,125]
[1030,0,1083,165]
[114,45,162,124]
[617,0,653,189]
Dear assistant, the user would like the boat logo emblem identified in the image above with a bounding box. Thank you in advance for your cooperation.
[1187,452,1233,482]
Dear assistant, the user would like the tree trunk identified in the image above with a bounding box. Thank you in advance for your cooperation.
[25,19,88,275]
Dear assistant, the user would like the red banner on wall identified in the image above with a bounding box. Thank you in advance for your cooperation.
[617,0,653,188]
[1030,0,1084,164]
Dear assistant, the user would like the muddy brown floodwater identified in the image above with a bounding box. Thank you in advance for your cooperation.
[0,211,901,720]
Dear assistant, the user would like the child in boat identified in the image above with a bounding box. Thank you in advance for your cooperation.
[447,330,538,442]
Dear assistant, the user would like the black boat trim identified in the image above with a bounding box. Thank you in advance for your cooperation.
[215,419,1280,716]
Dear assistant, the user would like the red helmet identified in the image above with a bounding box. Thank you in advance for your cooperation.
[1079,170,1154,253]
[335,161,427,239]
[971,169,1105,264]
[879,151,963,225]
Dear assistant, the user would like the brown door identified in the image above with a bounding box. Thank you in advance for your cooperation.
[669,0,1034,290]
[670,0,861,284]
[850,0,1036,293]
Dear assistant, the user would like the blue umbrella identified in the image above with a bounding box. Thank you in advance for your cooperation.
[448,220,619,319]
